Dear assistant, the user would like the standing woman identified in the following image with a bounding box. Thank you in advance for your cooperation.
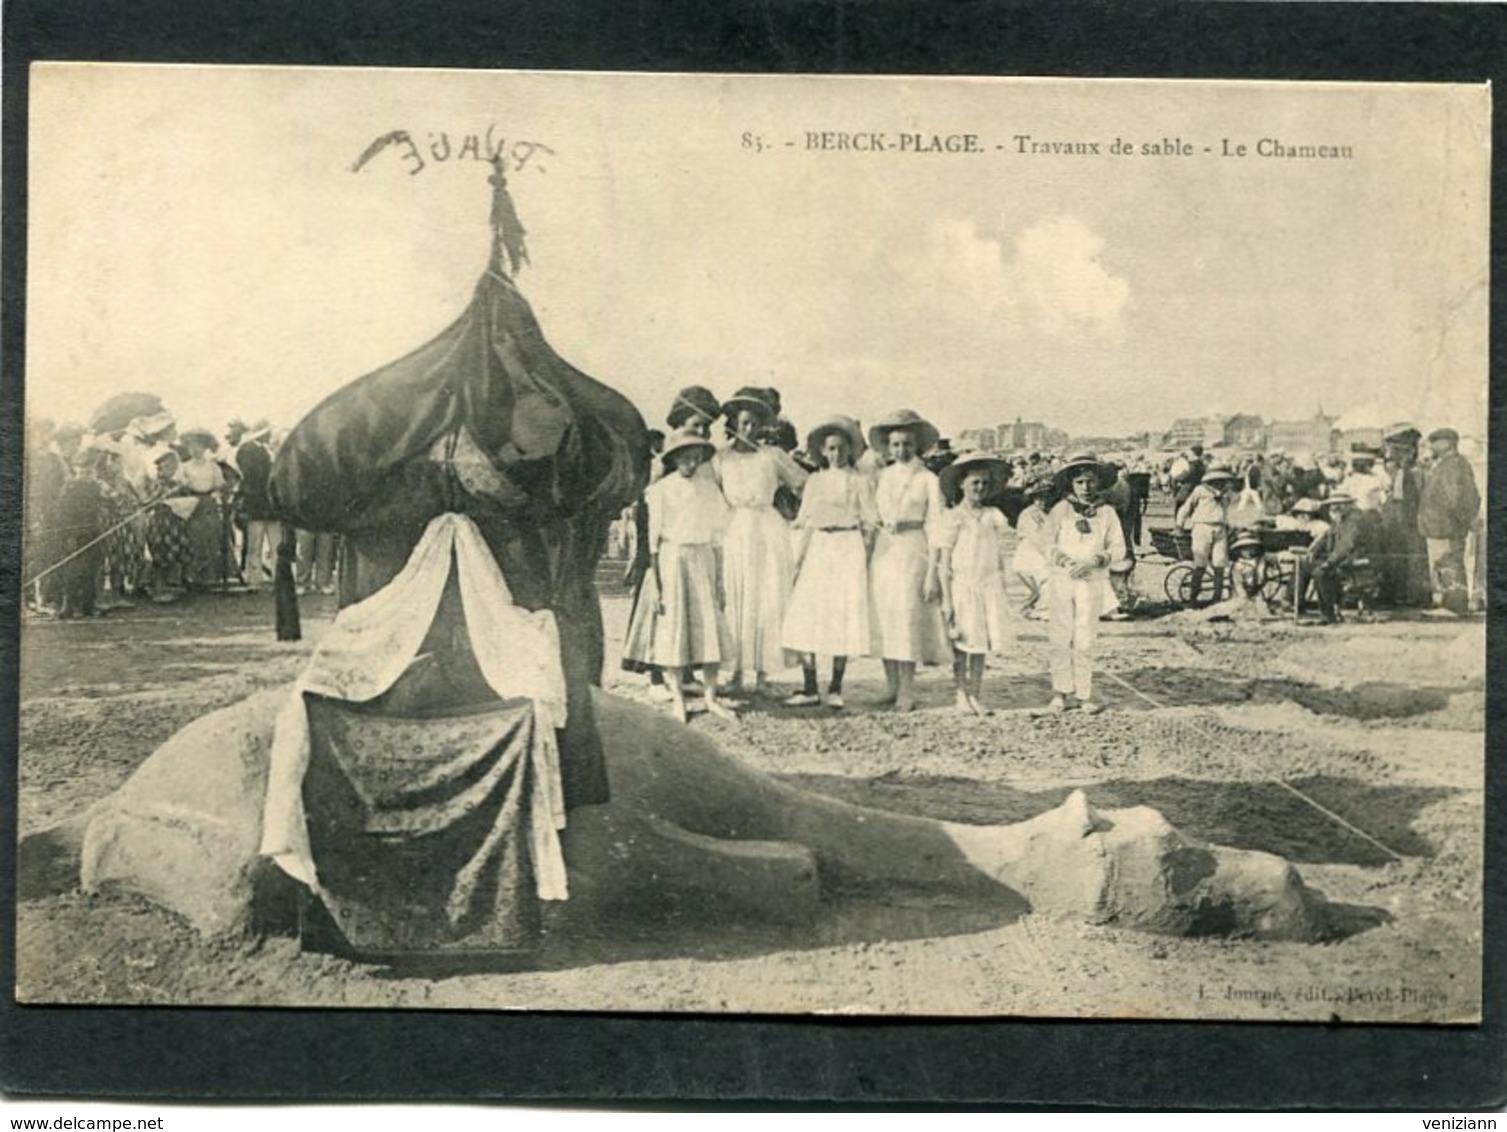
[868,408,950,712]
[1042,452,1128,715]
[176,429,227,590]
[624,427,737,723]
[714,386,808,697]
[782,416,876,709]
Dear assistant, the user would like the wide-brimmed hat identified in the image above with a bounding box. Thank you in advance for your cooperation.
[940,451,1010,500]
[659,426,717,470]
[226,417,249,433]
[179,428,219,452]
[666,385,721,429]
[245,418,273,442]
[867,409,940,457]
[1322,492,1356,507]
[1200,462,1239,485]
[1054,450,1115,493]
[1023,473,1055,498]
[719,386,779,421]
[1230,530,1265,554]
[805,415,866,463]
[1384,422,1421,444]
[1290,497,1322,515]
[128,411,176,440]
[1427,427,1460,444]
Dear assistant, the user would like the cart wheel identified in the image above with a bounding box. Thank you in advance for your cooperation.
[1164,564,1196,606]
[1259,558,1290,603]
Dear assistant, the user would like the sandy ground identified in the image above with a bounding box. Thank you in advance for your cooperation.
[14,542,1485,1023]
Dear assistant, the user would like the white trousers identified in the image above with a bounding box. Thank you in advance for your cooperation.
[1047,574,1102,699]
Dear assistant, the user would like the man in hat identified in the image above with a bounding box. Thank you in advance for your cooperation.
[1175,461,1238,605]
[1379,423,1429,607]
[1417,427,1480,616]
[1308,493,1370,624]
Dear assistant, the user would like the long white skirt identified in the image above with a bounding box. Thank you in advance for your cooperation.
[870,528,949,664]
[784,530,871,657]
[621,543,732,669]
[721,505,796,672]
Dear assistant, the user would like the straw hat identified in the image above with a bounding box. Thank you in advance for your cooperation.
[867,409,940,457]
[1053,450,1115,493]
[719,386,779,421]
[1384,422,1421,444]
[1200,462,1239,485]
[1322,492,1356,508]
[805,416,866,463]
[1290,497,1322,515]
[178,428,220,452]
[659,427,717,471]
[1022,473,1056,498]
[1230,530,1264,555]
[940,450,1010,501]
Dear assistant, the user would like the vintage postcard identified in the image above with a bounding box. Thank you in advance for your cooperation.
[15,64,1488,1023]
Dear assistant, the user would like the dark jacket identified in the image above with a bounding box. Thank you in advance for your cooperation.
[1417,453,1480,539]
[235,440,275,520]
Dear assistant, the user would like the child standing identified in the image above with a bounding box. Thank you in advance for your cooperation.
[781,416,876,709]
[1175,462,1238,604]
[621,428,737,723]
[937,452,1013,716]
[1010,474,1055,619]
[1041,451,1129,715]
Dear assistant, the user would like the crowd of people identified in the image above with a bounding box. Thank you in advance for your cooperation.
[25,390,1485,721]
[24,413,334,618]
[619,385,1140,720]
[1158,432,1484,622]
[613,386,1486,720]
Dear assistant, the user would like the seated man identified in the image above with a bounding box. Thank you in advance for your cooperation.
[1307,493,1374,624]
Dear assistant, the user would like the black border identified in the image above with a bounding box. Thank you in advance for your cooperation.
[3,0,1504,1109]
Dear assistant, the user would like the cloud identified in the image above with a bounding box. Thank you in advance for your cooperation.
[908,214,1129,341]
[1009,216,1129,337]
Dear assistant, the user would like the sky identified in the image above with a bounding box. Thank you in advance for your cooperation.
[24,66,1491,445]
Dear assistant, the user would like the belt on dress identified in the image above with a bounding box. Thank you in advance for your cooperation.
[816,524,860,532]
[887,520,926,533]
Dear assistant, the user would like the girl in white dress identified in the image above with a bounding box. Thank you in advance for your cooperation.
[1041,452,1129,715]
[867,409,950,712]
[714,387,808,697]
[781,417,876,709]
[938,453,1012,716]
[1010,475,1056,619]
[621,428,737,723]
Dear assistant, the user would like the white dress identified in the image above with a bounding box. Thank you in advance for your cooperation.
[621,471,733,669]
[714,445,807,673]
[1010,504,1051,582]
[943,504,1012,654]
[870,461,950,664]
[783,468,876,657]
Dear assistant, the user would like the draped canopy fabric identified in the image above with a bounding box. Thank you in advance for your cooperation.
[269,268,646,540]
[267,265,650,811]
[261,512,571,901]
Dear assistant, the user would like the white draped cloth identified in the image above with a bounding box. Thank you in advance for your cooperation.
[259,512,571,901]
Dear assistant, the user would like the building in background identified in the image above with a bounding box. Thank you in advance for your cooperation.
[1266,410,1338,456]
[957,427,999,452]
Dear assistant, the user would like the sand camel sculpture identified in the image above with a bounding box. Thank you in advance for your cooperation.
[18,164,1335,953]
